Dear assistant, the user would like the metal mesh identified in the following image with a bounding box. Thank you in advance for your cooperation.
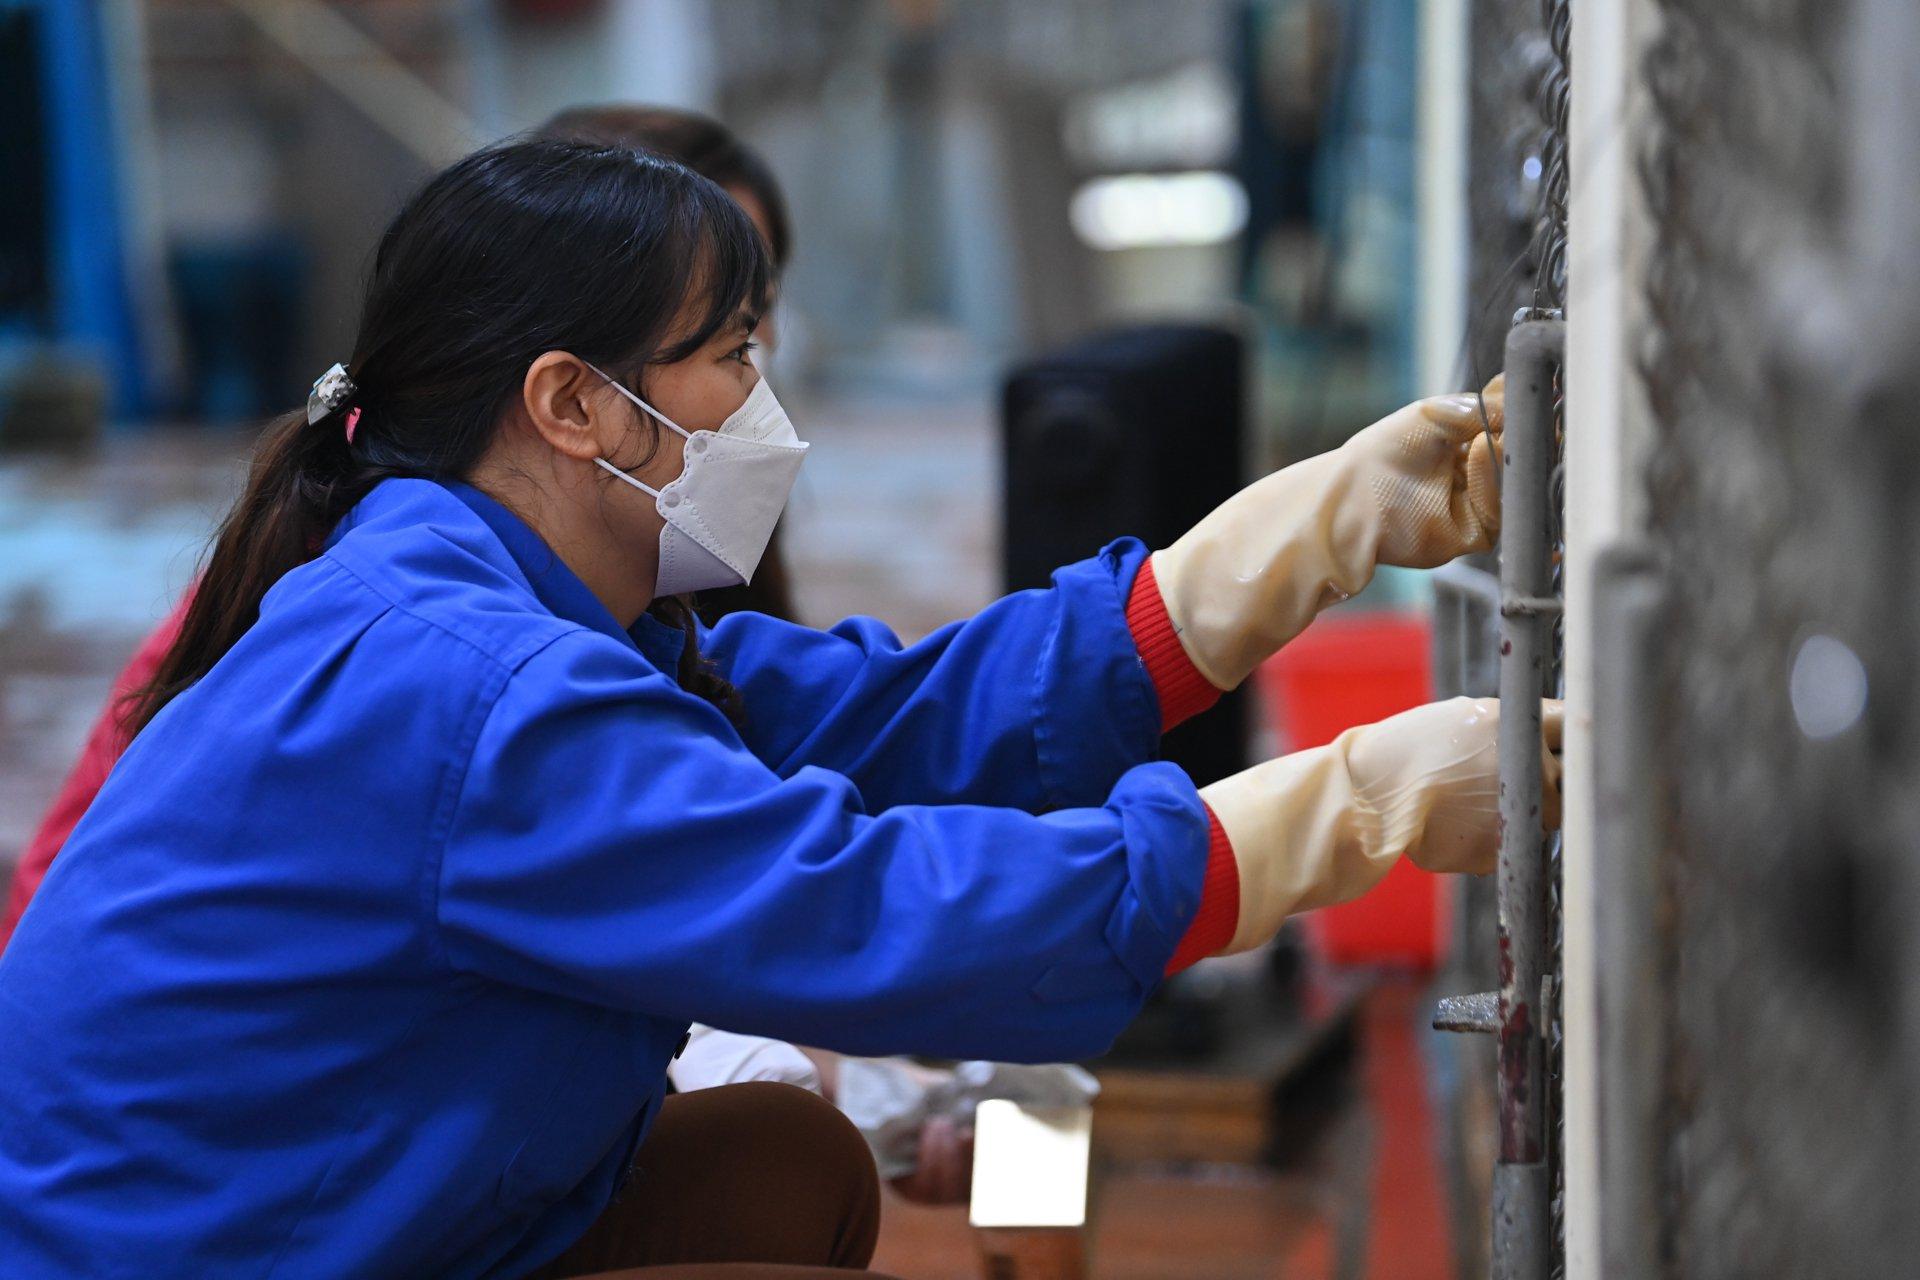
[1639,0,1920,1274]
[1464,0,1554,386]
[1531,2,1571,1274]
[1434,2,1569,1274]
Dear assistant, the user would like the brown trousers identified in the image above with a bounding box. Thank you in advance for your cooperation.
[522,1082,900,1280]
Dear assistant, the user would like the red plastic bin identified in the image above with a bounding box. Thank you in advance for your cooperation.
[1253,611,1444,970]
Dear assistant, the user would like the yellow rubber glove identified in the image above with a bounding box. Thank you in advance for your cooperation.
[1199,696,1561,956]
[1152,378,1504,692]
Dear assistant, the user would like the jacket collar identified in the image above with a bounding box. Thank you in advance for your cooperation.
[328,478,688,672]
[437,481,693,673]
[435,480,632,644]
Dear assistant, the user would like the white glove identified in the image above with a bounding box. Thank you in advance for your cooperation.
[1152,379,1504,692]
[1199,696,1561,955]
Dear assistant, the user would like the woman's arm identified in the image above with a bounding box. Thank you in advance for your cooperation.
[698,384,1504,817]
[697,538,1216,815]
[437,630,1223,1064]
[436,636,1532,1061]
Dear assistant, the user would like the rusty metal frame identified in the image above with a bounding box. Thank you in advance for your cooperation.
[1491,316,1564,1279]
[1437,320,1566,1276]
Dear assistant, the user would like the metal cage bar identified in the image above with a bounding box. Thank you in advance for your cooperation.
[1588,546,1666,1280]
[1492,316,1564,1279]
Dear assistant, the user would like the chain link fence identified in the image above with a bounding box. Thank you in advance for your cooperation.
[1637,0,1920,1274]
[1533,1,1570,1273]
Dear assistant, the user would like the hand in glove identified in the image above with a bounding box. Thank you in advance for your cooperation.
[1152,379,1504,692]
[1199,695,1560,956]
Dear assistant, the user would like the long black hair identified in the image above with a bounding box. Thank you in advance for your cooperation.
[131,139,770,730]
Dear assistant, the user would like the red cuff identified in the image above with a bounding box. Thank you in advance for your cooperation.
[1164,805,1240,975]
[1125,556,1221,732]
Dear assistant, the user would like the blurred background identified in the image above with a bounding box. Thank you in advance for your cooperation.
[13,2,1920,1277]
[0,1,1500,1277]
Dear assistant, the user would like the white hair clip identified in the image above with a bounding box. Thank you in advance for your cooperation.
[307,363,358,425]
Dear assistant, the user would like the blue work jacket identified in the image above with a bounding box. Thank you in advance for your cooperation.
[0,478,1210,1278]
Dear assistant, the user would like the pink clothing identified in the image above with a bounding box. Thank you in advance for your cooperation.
[0,601,187,952]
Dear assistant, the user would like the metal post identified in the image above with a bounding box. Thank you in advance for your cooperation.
[1492,317,1564,1279]
[1588,546,1665,1280]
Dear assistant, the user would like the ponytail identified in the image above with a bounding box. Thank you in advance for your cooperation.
[128,404,385,732]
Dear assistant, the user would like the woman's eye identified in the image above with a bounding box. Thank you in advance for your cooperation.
[729,340,758,365]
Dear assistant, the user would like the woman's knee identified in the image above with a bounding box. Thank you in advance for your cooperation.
[735,1083,876,1184]
[722,1083,879,1261]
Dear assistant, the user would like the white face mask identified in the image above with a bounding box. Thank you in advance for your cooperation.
[588,364,808,598]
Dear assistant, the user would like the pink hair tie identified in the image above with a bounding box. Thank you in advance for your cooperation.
[344,407,362,445]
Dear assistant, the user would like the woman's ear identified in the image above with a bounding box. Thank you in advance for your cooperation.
[521,352,611,462]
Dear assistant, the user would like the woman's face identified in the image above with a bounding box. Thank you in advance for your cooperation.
[485,290,764,623]
[569,297,764,599]
[598,303,762,500]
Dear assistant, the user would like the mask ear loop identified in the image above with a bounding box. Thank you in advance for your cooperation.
[584,360,692,499]
[594,456,665,497]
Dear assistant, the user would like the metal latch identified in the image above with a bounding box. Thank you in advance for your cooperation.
[1433,990,1500,1034]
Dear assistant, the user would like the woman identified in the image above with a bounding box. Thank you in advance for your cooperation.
[0,141,1549,1278]
[0,102,1027,1207]
[0,106,795,953]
